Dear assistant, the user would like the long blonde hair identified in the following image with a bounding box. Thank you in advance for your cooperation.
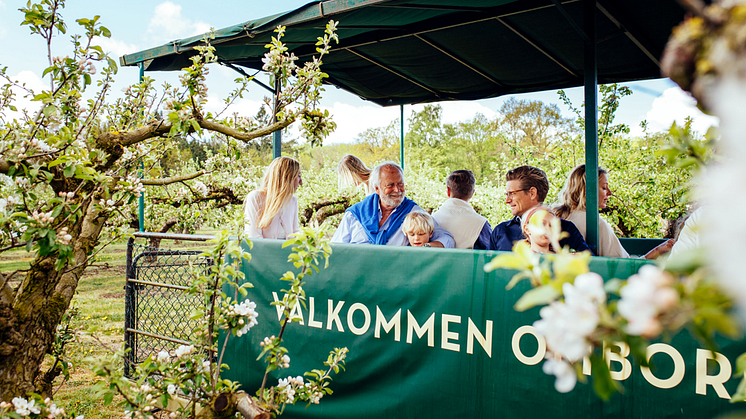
[554,164,607,219]
[252,156,300,229]
[337,154,371,191]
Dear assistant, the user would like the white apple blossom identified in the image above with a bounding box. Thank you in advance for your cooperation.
[699,72,746,316]
[534,273,605,363]
[48,403,64,417]
[174,344,194,358]
[167,384,176,395]
[617,265,678,338]
[193,181,208,197]
[12,397,40,416]
[157,350,170,362]
[542,357,577,393]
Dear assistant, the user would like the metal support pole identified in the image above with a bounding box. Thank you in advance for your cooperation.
[400,104,405,169]
[272,77,282,159]
[584,0,599,252]
[138,63,145,232]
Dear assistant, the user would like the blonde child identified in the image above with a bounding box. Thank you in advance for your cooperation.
[402,212,435,247]
[521,207,556,254]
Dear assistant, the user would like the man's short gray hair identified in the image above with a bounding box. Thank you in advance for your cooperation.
[370,161,404,191]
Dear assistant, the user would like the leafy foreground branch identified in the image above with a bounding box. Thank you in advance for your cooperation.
[0,0,338,399]
[486,210,743,400]
[36,228,345,419]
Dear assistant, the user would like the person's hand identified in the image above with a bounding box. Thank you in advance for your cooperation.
[429,241,445,248]
[643,238,676,259]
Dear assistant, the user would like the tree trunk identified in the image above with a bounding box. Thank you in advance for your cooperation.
[0,200,106,400]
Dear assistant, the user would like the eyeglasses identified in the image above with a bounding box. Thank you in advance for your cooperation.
[505,188,529,199]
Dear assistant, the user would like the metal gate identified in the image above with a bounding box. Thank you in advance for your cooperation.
[124,231,215,376]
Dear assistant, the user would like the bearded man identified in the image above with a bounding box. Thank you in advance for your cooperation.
[332,162,454,247]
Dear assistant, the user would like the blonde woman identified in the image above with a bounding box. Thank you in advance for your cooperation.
[337,154,373,195]
[554,164,672,259]
[244,156,302,239]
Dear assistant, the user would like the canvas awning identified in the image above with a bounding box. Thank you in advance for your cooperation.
[121,0,689,107]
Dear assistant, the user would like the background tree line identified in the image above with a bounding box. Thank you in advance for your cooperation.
[152,84,703,240]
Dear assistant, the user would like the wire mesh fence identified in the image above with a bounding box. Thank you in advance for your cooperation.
[124,232,215,376]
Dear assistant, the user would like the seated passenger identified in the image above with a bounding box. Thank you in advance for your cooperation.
[337,154,373,195]
[489,165,591,253]
[553,164,673,259]
[244,156,302,239]
[332,162,455,247]
[402,211,435,247]
[668,207,702,258]
[521,207,557,254]
[431,170,491,249]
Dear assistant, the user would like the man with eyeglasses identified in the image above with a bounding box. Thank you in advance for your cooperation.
[489,165,592,253]
[332,162,455,247]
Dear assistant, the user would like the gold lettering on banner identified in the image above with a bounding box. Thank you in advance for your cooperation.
[512,325,546,365]
[406,310,435,347]
[307,297,323,328]
[640,343,685,389]
[605,342,632,381]
[467,319,493,357]
[271,292,304,324]
[441,314,461,352]
[347,303,371,335]
[696,349,732,399]
[375,307,401,341]
[327,300,345,332]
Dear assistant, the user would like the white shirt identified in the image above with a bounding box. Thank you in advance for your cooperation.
[565,210,630,258]
[669,208,702,258]
[432,198,487,249]
[243,191,299,239]
[331,204,455,247]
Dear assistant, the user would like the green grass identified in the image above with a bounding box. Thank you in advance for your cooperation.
[0,233,219,419]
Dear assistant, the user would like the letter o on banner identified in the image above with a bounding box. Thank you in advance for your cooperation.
[512,325,546,366]
[347,303,371,335]
[641,343,685,389]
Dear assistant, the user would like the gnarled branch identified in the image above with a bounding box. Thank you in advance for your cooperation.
[141,170,206,186]
[96,119,172,149]
[151,186,242,208]
[197,117,294,143]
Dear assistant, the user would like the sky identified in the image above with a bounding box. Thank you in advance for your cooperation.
[0,0,720,144]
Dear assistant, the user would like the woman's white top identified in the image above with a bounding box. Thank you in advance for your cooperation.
[566,210,630,258]
[669,208,702,258]
[244,191,299,239]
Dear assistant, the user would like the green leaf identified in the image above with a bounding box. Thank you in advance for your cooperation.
[590,352,620,400]
[103,391,114,405]
[514,285,560,312]
[735,352,746,377]
[603,278,625,295]
[42,104,57,117]
[731,374,746,403]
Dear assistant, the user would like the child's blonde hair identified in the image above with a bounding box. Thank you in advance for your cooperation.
[521,207,554,241]
[402,211,435,235]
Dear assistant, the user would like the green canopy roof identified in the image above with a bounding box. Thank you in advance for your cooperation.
[121,0,691,107]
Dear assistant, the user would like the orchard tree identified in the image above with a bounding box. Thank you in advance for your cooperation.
[0,1,338,399]
[498,97,574,153]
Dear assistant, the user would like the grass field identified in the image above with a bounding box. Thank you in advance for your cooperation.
[0,234,216,419]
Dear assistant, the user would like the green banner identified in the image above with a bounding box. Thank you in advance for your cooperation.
[223,240,746,418]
